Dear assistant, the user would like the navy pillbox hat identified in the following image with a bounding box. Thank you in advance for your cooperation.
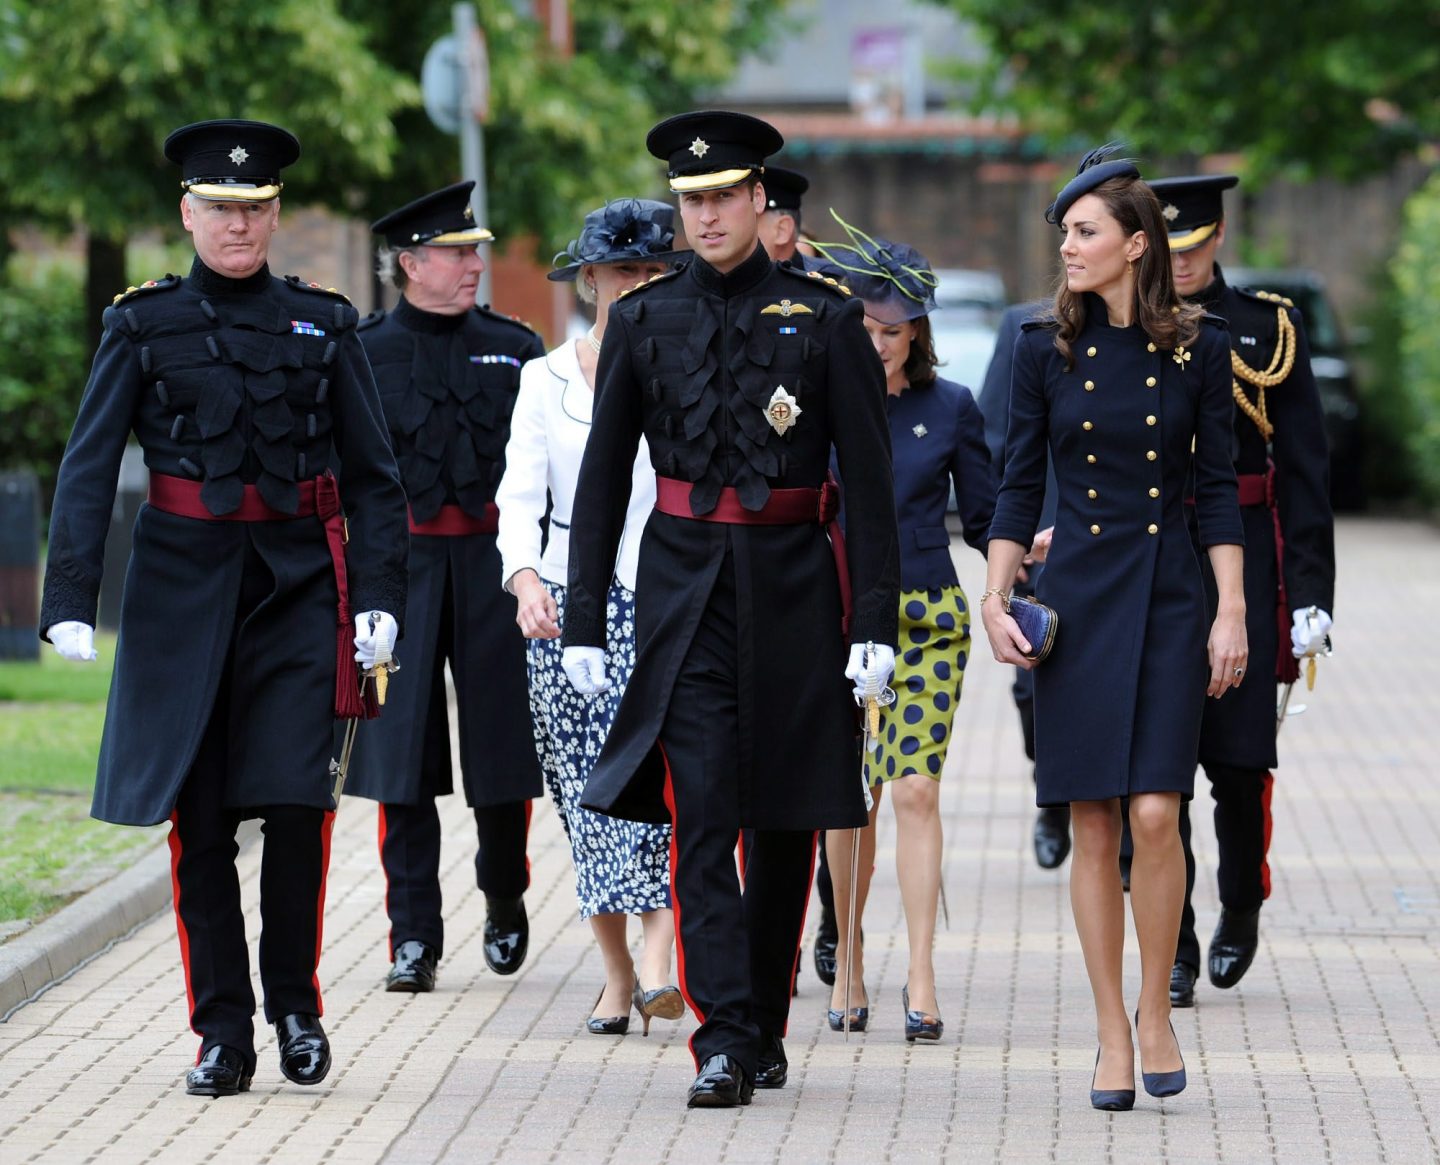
[1045,143,1141,225]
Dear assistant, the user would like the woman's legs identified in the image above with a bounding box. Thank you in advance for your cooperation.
[889,773,942,1015]
[589,914,635,1017]
[1127,792,1185,1072]
[637,907,676,990]
[1069,798,1133,1090]
[827,786,883,1015]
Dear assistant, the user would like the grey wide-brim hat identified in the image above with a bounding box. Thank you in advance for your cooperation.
[547,198,683,282]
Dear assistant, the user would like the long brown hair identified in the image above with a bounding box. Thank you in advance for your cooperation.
[1049,175,1203,368]
[905,315,939,386]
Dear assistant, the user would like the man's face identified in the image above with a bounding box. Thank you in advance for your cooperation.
[400,245,486,315]
[181,196,280,279]
[678,181,766,273]
[757,209,798,262]
[1170,223,1225,299]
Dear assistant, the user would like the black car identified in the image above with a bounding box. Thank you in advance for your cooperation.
[1224,267,1365,512]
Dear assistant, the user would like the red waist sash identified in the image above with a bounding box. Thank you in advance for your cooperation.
[408,503,499,536]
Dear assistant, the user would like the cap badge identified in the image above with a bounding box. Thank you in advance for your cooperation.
[912,423,928,438]
[689,137,710,158]
[1162,202,1179,222]
[463,205,474,221]
[764,385,802,435]
[760,298,813,318]
[228,146,249,167]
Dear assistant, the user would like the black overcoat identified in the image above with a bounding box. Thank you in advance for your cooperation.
[40,258,409,827]
[989,295,1244,806]
[344,298,545,807]
[564,247,900,829]
[1190,268,1336,770]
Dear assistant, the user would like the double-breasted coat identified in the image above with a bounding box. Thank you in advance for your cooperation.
[989,295,1244,806]
[1190,267,1335,771]
[344,297,545,808]
[40,258,409,826]
[564,246,900,829]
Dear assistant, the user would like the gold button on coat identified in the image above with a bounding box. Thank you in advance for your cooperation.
[1147,342,1157,352]
[1147,524,1159,535]
[1088,489,1098,499]
[1090,524,1101,535]
[1146,415,1157,426]
[1086,346,1097,357]
[1087,454,1097,464]
[1146,450,1157,461]
[1148,487,1159,498]
[1146,376,1156,387]
[1084,380,1095,391]
[1083,421,1094,431]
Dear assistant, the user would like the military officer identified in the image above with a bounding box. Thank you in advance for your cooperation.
[1149,174,1336,1006]
[346,182,545,990]
[41,120,409,1096]
[561,111,899,1107]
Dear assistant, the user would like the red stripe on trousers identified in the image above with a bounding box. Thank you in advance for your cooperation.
[377,805,391,959]
[166,811,202,1062]
[736,832,747,887]
[1260,772,1275,900]
[778,832,819,1039]
[659,743,703,1070]
[311,810,336,1015]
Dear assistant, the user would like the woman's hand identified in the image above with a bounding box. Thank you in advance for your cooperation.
[1206,608,1248,697]
[512,570,561,639]
[1026,525,1054,565]
[981,592,1034,670]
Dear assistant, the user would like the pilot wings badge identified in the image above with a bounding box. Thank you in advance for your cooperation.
[765,385,802,435]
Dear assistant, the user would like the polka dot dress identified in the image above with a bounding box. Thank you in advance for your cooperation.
[865,585,970,786]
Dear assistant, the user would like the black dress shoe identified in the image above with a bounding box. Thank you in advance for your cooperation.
[1170,960,1198,1008]
[185,1045,254,1097]
[1033,806,1072,869]
[1208,907,1261,989]
[754,1034,788,1089]
[686,1053,754,1108]
[386,940,438,993]
[812,908,838,987]
[483,896,529,976]
[274,1013,331,1086]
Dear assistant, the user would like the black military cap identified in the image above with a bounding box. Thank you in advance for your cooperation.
[646,110,784,193]
[370,181,494,248]
[1045,142,1141,225]
[548,198,681,282]
[1147,174,1240,252]
[163,119,300,202]
[762,166,809,212]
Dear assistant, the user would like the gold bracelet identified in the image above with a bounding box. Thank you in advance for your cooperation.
[979,587,1010,610]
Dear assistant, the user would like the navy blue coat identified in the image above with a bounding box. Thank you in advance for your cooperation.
[989,296,1244,806]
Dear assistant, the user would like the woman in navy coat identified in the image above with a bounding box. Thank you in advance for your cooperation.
[982,151,1247,1109]
[819,233,995,1042]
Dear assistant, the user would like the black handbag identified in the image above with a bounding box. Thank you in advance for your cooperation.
[1007,594,1058,663]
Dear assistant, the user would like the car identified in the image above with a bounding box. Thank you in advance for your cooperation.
[1222,266,1365,512]
[931,268,1007,318]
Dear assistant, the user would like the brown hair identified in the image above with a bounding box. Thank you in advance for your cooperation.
[1049,175,1203,368]
[905,315,939,386]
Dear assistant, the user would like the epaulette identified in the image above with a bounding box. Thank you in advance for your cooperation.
[357,308,388,332]
[1241,287,1296,310]
[112,274,181,306]
[283,274,351,302]
[475,303,540,336]
[1200,311,1228,329]
[1019,317,1056,333]
[786,265,852,297]
[617,266,685,300]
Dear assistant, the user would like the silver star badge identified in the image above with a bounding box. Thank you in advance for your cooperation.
[764,385,802,435]
[912,423,928,438]
[689,137,709,158]
[1162,202,1180,222]
[228,145,249,166]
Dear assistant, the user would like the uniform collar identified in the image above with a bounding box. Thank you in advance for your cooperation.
[1190,263,1228,312]
[189,254,271,295]
[394,294,469,333]
[686,243,772,298]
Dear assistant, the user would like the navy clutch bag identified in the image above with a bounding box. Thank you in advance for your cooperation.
[1008,595,1058,663]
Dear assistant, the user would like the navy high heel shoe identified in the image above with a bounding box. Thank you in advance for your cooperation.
[827,984,869,1032]
[1136,1010,1187,1097]
[902,986,943,1042]
[1089,1047,1135,1111]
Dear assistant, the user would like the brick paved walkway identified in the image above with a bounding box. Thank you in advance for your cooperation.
[1,517,1436,1162]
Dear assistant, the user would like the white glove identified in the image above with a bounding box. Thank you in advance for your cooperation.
[562,645,611,694]
[353,611,398,668]
[1291,607,1332,657]
[48,621,98,662]
[845,642,896,701]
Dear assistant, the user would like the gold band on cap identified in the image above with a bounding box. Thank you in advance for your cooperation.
[668,167,757,193]
[1167,221,1219,252]
[422,227,495,245]
[184,181,283,203]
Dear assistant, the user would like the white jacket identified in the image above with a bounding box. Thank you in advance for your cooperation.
[496,338,654,593]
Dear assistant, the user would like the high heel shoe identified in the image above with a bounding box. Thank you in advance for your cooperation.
[1089,1048,1135,1111]
[902,986,943,1042]
[1136,1011,1187,1097]
[827,985,869,1032]
[631,979,685,1036]
[585,982,631,1035]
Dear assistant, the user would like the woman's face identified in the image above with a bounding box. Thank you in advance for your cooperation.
[862,310,916,393]
[589,260,672,315]
[1059,193,1146,298]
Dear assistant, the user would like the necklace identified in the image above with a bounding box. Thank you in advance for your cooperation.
[586,325,602,354]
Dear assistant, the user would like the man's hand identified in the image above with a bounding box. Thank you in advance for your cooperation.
[354,611,398,668]
[844,643,896,702]
[1291,607,1332,657]
[48,621,97,662]
[562,646,611,694]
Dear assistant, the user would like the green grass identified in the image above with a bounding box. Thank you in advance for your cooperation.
[0,631,117,703]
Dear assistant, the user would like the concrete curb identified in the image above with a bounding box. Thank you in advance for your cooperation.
[0,840,173,1019]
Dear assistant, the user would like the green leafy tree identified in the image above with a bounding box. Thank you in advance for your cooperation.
[1392,171,1440,505]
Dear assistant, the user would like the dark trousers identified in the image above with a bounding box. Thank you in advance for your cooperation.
[378,798,531,959]
[1176,763,1275,970]
[167,698,331,1066]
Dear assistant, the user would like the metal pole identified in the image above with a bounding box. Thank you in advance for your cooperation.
[453,2,490,306]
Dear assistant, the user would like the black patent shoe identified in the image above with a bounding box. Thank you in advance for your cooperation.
[686,1053,754,1108]
[812,908,838,987]
[1089,1047,1135,1112]
[386,939,438,993]
[1208,907,1260,989]
[755,1033,788,1089]
[631,979,685,1036]
[1033,806,1072,869]
[185,1045,254,1097]
[1170,961,1198,1008]
[587,983,631,1036]
[826,984,869,1033]
[483,895,529,976]
[902,986,944,1043]
[274,1013,331,1086]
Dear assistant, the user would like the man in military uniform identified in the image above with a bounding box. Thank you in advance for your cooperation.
[41,120,408,1096]
[561,111,899,1108]
[1149,174,1336,1006]
[346,182,545,990]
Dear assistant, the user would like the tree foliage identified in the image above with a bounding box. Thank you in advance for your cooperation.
[1392,171,1440,505]
[932,0,1440,180]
